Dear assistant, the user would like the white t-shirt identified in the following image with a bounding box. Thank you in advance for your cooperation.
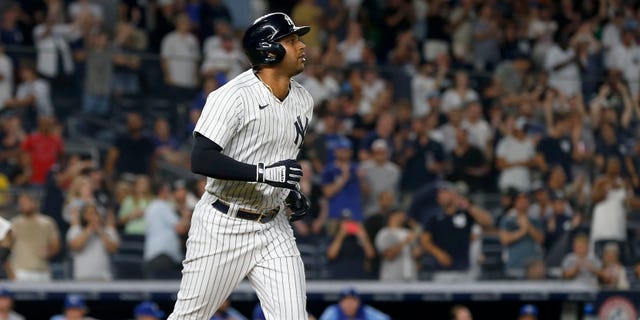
[375,227,416,281]
[441,88,478,113]
[67,225,119,281]
[16,79,54,116]
[338,39,365,64]
[608,43,640,95]
[495,135,535,192]
[144,199,182,263]
[462,119,492,152]
[161,31,200,88]
[200,47,247,80]
[411,73,437,117]
[0,54,12,109]
[544,45,580,97]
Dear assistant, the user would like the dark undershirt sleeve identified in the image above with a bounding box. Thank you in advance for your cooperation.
[191,132,256,181]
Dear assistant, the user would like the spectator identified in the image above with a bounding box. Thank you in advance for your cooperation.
[16,116,64,187]
[525,258,548,280]
[77,29,113,116]
[200,33,247,83]
[594,122,632,174]
[561,234,601,285]
[62,175,96,224]
[320,34,346,70]
[0,3,25,54]
[32,18,80,87]
[50,294,98,320]
[133,301,165,320]
[590,157,630,247]
[607,28,640,96]
[339,21,366,66]
[420,183,493,272]
[361,139,400,217]
[462,100,493,156]
[400,113,446,196]
[200,0,232,41]
[67,0,104,29]
[0,287,25,320]
[251,303,316,320]
[291,160,327,239]
[450,304,473,320]
[441,71,479,114]
[364,191,396,249]
[493,53,532,98]
[291,0,324,54]
[499,191,544,277]
[449,0,476,65]
[411,63,446,117]
[151,117,184,166]
[160,13,200,102]
[4,64,55,129]
[210,298,248,320]
[0,45,12,109]
[117,174,152,236]
[104,112,156,179]
[447,128,491,193]
[599,242,630,290]
[318,288,390,320]
[112,21,147,97]
[422,1,449,63]
[0,113,27,183]
[67,202,119,281]
[374,208,419,281]
[472,4,501,71]
[322,137,366,226]
[495,118,536,192]
[143,182,188,279]
[543,191,581,263]
[544,33,581,97]
[534,112,579,181]
[602,11,626,66]
[518,304,538,320]
[326,215,376,280]
[10,193,60,281]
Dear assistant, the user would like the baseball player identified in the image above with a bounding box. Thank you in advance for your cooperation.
[168,12,313,320]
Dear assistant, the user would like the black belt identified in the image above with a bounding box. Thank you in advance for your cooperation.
[211,199,279,223]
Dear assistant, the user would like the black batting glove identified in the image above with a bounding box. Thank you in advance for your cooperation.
[257,159,303,190]
[285,189,310,222]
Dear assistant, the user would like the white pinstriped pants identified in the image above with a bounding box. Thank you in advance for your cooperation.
[168,199,307,320]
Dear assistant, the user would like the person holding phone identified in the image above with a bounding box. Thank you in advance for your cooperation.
[326,209,376,279]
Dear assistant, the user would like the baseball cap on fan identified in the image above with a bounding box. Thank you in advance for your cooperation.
[519,304,538,316]
[64,294,86,309]
[339,287,360,300]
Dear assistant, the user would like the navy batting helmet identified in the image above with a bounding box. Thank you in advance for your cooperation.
[242,12,310,67]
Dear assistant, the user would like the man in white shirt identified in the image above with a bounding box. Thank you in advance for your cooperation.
[0,45,13,109]
[200,34,248,82]
[495,118,536,192]
[144,182,189,279]
[544,35,581,97]
[32,19,80,80]
[161,13,200,90]
[462,100,492,155]
[608,29,640,96]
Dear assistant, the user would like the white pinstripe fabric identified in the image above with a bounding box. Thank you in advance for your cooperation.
[168,200,307,319]
[168,68,313,319]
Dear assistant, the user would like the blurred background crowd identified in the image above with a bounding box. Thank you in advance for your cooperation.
[0,0,640,296]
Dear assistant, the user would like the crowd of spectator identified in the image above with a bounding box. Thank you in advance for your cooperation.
[1,0,640,296]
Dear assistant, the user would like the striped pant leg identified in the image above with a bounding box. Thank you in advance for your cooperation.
[247,215,307,320]
[168,202,258,320]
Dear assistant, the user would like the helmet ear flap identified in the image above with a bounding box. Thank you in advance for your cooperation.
[256,41,286,65]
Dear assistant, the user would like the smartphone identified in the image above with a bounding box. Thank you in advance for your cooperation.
[343,221,360,235]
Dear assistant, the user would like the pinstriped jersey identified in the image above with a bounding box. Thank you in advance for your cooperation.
[194,69,313,211]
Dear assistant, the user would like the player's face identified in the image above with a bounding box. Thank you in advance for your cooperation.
[279,34,306,76]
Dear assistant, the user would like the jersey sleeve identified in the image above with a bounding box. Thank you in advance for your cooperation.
[194,88,243,149]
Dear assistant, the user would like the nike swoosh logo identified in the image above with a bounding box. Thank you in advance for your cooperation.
[259,104,269,110]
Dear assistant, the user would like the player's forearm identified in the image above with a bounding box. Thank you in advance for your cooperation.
[191,133,256,181]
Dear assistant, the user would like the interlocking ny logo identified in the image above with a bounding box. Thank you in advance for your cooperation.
[294,116,309,148]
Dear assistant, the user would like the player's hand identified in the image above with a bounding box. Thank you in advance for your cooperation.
[258,160,303,190]
[285,189,311,222]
